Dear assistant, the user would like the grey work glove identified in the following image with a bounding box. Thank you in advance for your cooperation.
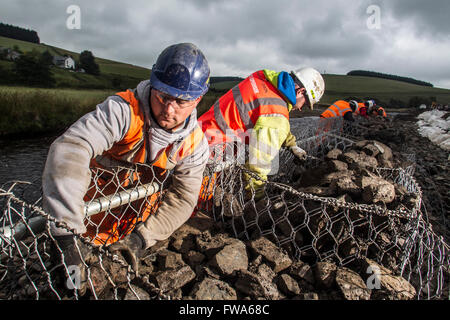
[107,232,146,275]
[52,235,90,296]
[290,145,307,161]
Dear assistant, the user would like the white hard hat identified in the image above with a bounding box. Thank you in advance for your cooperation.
[291,67,325,110]
[364,99,376,108]
[349,100,358,112]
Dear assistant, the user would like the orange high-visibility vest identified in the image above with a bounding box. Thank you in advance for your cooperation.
[198,70,290,145]
[102,89,205,169]
[320,100,353,118]
[356,102,368,117]
[83,89,205,245]
[377,107,387,117]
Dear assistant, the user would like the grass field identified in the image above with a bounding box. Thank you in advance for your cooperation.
[0,86,114,137]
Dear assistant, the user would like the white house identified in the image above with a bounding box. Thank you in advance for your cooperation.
[53,55,75,69]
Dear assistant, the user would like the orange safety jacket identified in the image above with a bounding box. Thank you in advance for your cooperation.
[320,100,353,118]
[101,89,205,168]
[198,70,290,145]
[377,107,387,117]
[84,89,205,245]
[356,102,368,117]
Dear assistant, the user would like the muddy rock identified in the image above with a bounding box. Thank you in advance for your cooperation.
[210,240,248,276]
[335,267,371,300]
[234,270,280,299]
[277,273,301,296]
[338,150,378,169]
[190,277,237,300]
[294,292,319,300]
[361,259,416,300]
[257,263,277,282]
[335,176,361,197]
[248,237,293,273]
[124,284,151,300]
[327,159,349,172]
[196,232,238,258]
[154,265,196,292]
[314,261,337,288]
[361,176,396,204]
[185,250,205,267]
[326,148,343,160]
[289,260,315,285]
[156,250,186,270]
[321,170,355,185]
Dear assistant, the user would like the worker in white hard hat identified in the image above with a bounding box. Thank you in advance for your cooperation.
[198,67,325,198]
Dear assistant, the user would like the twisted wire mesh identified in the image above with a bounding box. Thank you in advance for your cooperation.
[198,118,449,300]
[1,164,172,300]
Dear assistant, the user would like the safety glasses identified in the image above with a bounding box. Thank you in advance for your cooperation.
[154,90,197,109]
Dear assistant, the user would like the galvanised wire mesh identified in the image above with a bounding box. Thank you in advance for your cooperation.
[198,118,449,300]
[0,164,172,300]
[0,117,449,300]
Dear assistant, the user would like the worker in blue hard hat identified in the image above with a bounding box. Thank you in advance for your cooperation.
[42,43,211,293]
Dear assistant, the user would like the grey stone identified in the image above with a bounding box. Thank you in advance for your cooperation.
[335,176,361,197]
[196,232,238,258]
[361,259,416,300]
[123,284,151,300]
[294,292,319,300]
[257,263,277,282]
[289,261,315,284]
[248,237,293,273]
[361,176,396,204]
[186,250,205,266]
[235,270,280,299]
[210,240,248,276]
[277,274,301,296]
[190,277,237,300]
[328,160,348,172]
[335,267,371,300]
[314,261,337,288]
[326,148,343,160]
[156,249,186,270]
[155,265,196,292]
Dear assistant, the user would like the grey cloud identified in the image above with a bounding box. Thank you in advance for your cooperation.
[387,0,450,37]
[1,0,449,88]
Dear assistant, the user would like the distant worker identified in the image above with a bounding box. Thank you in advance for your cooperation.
[42,43,211,292]
[355,101,369,118]
[199,67,325,198]
[320,99,358,122]
[365,99,387,117]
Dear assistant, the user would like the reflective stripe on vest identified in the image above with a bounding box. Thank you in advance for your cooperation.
[213,70,289,140]
[321,101,352,118]
[103,89,204,169]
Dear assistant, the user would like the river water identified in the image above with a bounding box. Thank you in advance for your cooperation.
[0,136,56,203]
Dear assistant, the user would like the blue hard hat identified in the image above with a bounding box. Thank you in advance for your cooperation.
[150,43,210,101]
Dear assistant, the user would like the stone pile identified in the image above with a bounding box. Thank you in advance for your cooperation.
[101,212,417,300]
[294,139,420,211]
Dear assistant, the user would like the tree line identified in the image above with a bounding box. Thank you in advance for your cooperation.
[0,22,40,44]
[347,70,433,87]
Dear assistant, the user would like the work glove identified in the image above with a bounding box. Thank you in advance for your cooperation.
[107,231,146,275]
[51,235,90,296]
[290,145,307,161]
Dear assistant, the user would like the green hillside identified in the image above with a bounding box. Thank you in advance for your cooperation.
[0,36,151,89]
[322,74,450,106]
[208,73,450,110]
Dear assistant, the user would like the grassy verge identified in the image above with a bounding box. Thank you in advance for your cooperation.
[0,86,114,138]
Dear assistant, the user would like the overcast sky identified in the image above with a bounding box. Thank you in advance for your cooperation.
[2,0,450,88]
